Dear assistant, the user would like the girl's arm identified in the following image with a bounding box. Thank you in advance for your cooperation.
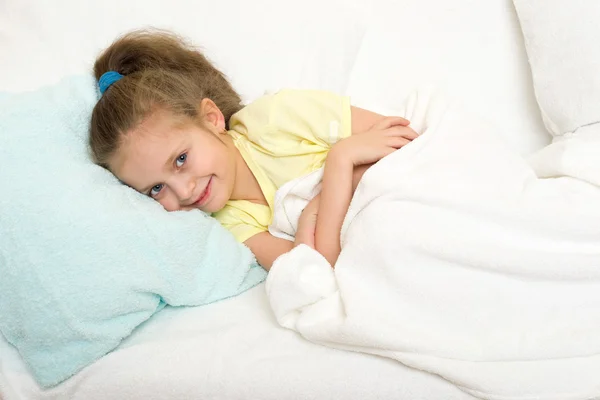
[243,166,378,270]
[245,109,415,271]
[244,232,293,271]
[313,147,354,266]
[295,194,320,249]
[347,106,413,188]
[244,164,374,270]
[294,165,370,250]
[314,117,418,267]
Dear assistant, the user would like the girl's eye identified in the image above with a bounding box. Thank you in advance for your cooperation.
[149,184,164,197]
[176,153,187,168]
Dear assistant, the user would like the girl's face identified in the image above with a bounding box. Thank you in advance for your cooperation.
[109,108,236,214]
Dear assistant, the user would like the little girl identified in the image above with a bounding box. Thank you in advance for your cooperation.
[90,29,417,270]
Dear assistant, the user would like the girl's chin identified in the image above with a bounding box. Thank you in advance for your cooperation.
[199,197,224,214]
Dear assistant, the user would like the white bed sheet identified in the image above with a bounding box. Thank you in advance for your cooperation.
[0,285,473,400]
[0,0,551,398]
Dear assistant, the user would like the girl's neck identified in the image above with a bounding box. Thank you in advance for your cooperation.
[229,143,267,206]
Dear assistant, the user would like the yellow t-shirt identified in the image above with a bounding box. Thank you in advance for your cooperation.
[212,89,351,243]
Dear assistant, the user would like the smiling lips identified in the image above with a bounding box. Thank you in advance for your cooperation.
[193,176,213,207]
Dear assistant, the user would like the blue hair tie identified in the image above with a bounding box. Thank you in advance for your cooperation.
[98,71,124,95]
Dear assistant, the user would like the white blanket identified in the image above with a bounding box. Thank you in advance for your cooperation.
[266,89,600,400]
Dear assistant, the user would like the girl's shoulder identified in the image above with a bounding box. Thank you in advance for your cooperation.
[230,88,351,148]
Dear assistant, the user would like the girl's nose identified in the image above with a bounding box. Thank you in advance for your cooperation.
[170,177,196,203]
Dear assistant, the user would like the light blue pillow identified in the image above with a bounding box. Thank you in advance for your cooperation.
[0,75,266,388]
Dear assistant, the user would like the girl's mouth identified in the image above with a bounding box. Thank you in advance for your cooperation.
[194,176,213,207]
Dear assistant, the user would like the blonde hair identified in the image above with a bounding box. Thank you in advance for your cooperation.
[90,29,242,167]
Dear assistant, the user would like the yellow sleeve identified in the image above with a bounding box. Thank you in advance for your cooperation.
[212,202,269,243]
[230,89,352,153]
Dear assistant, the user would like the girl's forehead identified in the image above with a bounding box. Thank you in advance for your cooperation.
[122,111,197,153]
[111,113,182,168]
[130,109,183,139]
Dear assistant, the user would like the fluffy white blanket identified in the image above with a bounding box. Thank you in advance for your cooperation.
[266,88,600,400]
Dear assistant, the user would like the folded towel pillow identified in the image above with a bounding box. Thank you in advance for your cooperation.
[0,75,266,388]
[513,0,600,137]
[513,0,600,188]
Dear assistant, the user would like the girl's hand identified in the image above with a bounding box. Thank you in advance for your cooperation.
[294,194,320,249]
[336,117,418,167]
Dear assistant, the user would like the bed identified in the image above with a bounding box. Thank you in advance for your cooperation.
[0,0,562,399]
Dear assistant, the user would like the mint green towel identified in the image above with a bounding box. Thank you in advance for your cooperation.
[0,75,266,388]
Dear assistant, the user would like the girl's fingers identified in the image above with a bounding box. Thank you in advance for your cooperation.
[402,128,419,140]
[374,116,411,130]
[380,147,397,158]
[388,137,411,148]
[385,126,419,140]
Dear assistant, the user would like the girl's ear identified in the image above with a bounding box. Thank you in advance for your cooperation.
[199,98,226,133]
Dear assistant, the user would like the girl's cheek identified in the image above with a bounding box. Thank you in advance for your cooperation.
[159,193,180,212]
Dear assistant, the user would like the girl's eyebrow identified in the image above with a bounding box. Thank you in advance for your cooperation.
[163,137,189,170]
[163,145,185,170]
